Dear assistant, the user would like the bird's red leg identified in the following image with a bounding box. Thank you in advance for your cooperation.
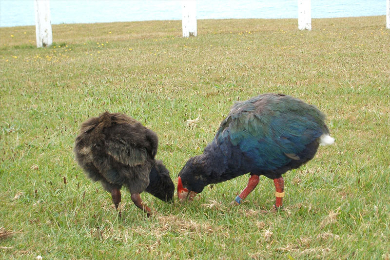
[274,177,284,209]
[111,188,122,217]
[131,193,152,217]
[232,175,259,205]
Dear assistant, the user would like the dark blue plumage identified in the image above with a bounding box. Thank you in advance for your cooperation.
[177,94,334,208]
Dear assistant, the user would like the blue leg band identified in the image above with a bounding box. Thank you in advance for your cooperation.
[235,196,242,204]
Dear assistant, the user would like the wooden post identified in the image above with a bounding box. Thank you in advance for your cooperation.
[35,0,52,47]
[182,0,197,37]
[387,0,390,29]
[298,0,311,30]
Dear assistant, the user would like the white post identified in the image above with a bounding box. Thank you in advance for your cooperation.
[35,0,52,47]
[298,0,311,30]
[387,0,390,29]
[182,0,197,37]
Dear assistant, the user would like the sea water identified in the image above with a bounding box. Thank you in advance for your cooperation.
[0,0,386,28]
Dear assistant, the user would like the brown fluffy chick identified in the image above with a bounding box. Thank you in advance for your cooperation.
[74,112,174,216]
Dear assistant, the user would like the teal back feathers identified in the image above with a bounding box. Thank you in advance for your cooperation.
[213,94,329,172]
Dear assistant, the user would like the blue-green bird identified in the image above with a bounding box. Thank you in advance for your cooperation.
[177,93,334,209]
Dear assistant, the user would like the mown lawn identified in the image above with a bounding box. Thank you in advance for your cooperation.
[1,16,389,259]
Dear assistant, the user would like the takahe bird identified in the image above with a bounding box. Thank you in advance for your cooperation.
[74,112,174,216]
[177,94,334,209]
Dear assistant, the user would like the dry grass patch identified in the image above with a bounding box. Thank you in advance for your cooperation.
[156,214,219,236]
[0,228,17,240]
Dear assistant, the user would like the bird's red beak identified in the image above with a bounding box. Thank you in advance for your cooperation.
[177,177,197,202]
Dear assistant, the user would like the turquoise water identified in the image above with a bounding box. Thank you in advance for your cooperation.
[0,0,386,28]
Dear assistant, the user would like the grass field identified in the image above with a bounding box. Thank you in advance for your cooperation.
[1,16,390,259]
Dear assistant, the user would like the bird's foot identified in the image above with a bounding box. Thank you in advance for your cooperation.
[145,208,153,218]
[230,195,243,206]
[230,200,240,206]
[273,204,283,212]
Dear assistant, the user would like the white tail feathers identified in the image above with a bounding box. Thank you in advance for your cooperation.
[320,134,335,146]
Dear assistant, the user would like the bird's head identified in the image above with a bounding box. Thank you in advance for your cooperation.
[145,160,174,202]
[177,176,198,202]
[177,156,206,202]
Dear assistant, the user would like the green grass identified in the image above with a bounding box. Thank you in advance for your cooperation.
[1,16,390,259]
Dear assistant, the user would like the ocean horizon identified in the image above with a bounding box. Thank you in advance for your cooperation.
[0,0,387,28]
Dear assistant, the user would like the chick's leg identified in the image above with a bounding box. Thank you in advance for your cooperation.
[111,188,121,209]
[111,188,122,217]
[131,193,152,217]
[274,177,284,209]
[232,175,259,205]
